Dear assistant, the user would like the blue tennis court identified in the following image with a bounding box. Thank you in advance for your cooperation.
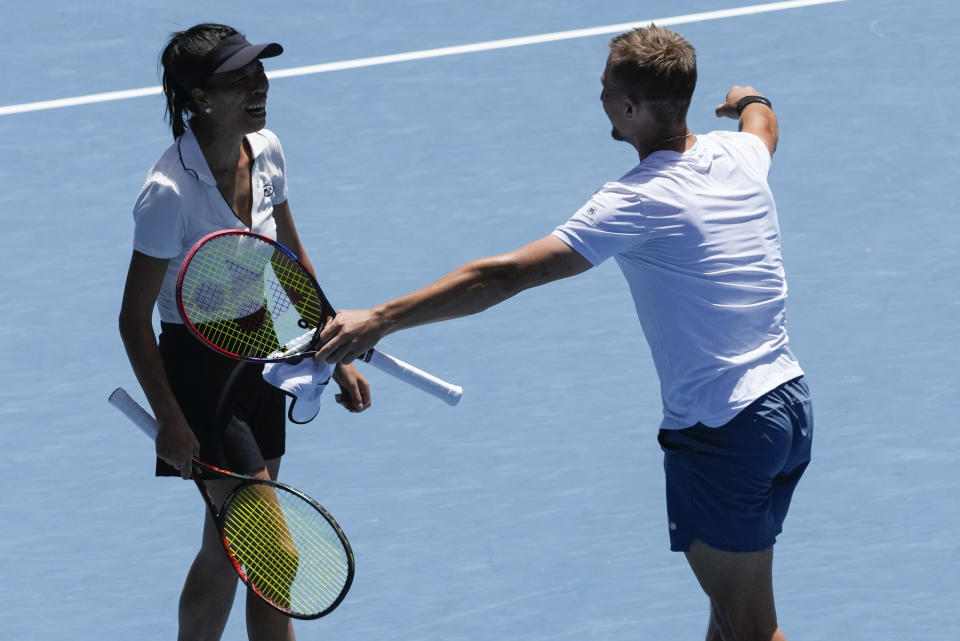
[1,1,957,639]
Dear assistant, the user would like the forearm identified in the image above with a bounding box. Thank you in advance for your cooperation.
[315,235,590,363]
[120,251,198,474]
[716,86,778,156]
[738,103,778,154]
[372,254,525,336]
[273,201,318,277]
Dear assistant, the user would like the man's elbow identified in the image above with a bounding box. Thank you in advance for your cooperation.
[765,119,779,155]
[469,254,527,299]
[767,130,778,156]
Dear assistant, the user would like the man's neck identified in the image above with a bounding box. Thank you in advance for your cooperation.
[635,123,694,160]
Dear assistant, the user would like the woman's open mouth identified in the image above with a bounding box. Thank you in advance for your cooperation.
[245,102,266,117]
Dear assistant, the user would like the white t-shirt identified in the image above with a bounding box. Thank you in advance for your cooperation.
[552,131,803,429]
[132,127,289,323]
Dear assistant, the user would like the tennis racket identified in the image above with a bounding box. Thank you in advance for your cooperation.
[108,387,354,619]
[176,229,462,406]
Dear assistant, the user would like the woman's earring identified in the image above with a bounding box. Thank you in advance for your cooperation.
[203,107,213,114]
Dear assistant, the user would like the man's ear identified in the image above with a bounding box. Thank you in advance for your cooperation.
[623,95,641,120]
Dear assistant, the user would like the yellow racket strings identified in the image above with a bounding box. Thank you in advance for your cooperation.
[222,484,351,614]
[181,235,325,358]
[265,252,327,335]
[225,489,350,612]
[181,235,277,356]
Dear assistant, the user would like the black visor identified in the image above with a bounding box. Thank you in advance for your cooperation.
[180,34,283,88]
[204,34,283,75]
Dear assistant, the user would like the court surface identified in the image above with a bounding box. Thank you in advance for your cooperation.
[1,1,957,639]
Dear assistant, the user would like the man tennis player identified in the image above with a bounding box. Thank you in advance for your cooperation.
[317,25,812,641]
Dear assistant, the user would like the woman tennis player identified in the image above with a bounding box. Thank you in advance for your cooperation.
[118,23,369,641]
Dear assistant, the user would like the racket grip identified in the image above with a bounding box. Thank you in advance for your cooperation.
[108,387,160,441]
[361,349,463,406]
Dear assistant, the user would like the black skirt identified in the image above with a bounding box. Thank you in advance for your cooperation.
[156,322,286,476]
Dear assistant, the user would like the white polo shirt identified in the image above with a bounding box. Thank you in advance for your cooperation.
[552,131,803,429]
[132,127,289,323]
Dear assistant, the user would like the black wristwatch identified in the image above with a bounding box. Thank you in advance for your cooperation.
[736,95,772,116]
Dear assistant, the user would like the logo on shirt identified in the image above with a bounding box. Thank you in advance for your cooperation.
[263,184,275,198]
[575,203,599,223]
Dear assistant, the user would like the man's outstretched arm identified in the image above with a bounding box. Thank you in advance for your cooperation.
[316,235,592,363]
[716,85,778,156]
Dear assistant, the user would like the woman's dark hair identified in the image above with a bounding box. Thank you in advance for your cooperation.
[160,23,239,139]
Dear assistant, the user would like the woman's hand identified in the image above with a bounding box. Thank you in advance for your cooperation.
[155,413,200,480]
[332,362,371,412]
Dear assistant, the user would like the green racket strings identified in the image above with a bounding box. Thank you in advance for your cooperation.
[180,234,326,358]
[222,484,351,615]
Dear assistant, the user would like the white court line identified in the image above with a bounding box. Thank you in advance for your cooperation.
[0,0,845,117]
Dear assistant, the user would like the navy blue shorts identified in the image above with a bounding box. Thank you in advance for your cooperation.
[658,376,813,553]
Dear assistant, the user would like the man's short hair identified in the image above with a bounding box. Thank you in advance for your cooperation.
[608,25,697,124]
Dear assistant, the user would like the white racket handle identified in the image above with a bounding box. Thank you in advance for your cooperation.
[360,349,462,406]
[273,330,462,406]
[108,387,160,441]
